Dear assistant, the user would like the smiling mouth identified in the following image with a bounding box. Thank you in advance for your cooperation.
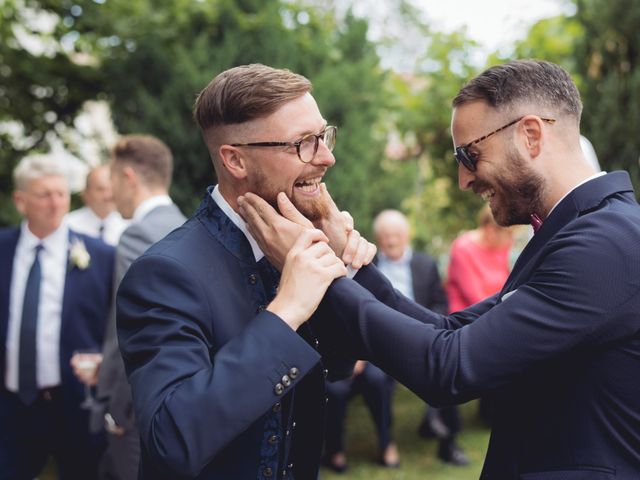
[294,176,322,193]
[478,188,496,202]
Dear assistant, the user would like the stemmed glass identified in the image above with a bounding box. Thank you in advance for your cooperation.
[70,349,103,409]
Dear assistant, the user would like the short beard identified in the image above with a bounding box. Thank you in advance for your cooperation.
[249,169,330,222]
[480,144,546,226]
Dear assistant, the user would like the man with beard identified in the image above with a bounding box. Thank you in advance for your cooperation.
[116,64,375,480]
[239,60,640,478]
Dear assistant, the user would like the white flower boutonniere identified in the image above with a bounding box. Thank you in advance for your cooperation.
[69,238,91,270]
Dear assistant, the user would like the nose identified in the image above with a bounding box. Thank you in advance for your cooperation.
[458,162,475,190]
[312,141,336,168]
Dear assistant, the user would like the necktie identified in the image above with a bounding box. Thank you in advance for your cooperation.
[530,213,543,233]
[18,244,43,405]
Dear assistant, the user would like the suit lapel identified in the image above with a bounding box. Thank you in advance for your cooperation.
[195,188,256,265]
[0,229,20,353]
[502,171,634,295]
[60,231,77,340]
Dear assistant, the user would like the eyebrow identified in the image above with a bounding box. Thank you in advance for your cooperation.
[292,121,328,140]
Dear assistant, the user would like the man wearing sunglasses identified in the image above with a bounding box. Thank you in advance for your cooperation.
[240,60,640,478]
[116,64,375,480]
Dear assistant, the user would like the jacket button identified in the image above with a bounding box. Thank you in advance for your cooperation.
[289,367,299,378]
[272,402,281,412]
[257,304,265,312]
[322,368,328,379]
[268,435,279,445]
[263,467,273,477]
[314,339,319,349]
[282,375,291,387]
[274,383,284,395]
[249,274,257,285]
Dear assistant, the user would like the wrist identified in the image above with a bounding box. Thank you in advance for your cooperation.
[266,297,306,330]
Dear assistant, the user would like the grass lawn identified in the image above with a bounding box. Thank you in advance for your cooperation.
[42,385,490,479]
[320,384,490,480]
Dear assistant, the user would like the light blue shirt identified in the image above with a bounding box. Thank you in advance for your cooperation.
[377,249,415,300]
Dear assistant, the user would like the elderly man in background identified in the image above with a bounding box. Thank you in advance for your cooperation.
[0,155,114,479]
[67,164,128,246]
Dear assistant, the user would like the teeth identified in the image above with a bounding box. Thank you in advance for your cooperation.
[480,189,495,201]
[295,177,321,192]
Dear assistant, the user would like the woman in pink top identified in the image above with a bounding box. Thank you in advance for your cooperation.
[446,205,513,313]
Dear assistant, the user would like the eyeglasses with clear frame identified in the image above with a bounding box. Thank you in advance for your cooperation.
[454,116,556,172]
[231,125,337,164]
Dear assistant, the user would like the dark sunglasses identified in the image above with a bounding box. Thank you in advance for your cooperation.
[454,116,556,172]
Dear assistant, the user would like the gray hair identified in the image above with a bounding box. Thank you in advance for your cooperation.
[13,154,69,191]
[373,209,410,236]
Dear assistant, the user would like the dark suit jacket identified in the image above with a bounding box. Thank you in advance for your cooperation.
[321,172,640,479]
[117,190,350,479]
[94,203,185,433]
[0,227,114,410]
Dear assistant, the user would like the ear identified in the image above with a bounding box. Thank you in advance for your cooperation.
[121,165,138,188]
[218,145,248,180]
[519,116,544,158]
[12,190,26,215]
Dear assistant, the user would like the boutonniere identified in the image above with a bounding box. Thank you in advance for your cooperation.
[69,238,91,270]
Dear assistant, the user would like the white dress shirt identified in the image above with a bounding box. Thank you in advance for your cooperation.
[5,221,69,391]
[210,186,358,278]
[67,207,129,246]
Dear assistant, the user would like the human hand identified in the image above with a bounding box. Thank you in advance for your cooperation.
[267,229,347,330]
[238,192,312,271]
[353,360,367,377]
[70,351,103,386]
[272,185,378,268]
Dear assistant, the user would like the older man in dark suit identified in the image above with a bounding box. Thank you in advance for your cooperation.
[74,135,185,480]
[0,154,114,480]
[323,209,455,472]
[241,60,640,479]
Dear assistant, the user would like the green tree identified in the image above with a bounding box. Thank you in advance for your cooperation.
[51,0,391,228]
[575,0,640,190]
[389,28,482,256]
[0,0,101,225]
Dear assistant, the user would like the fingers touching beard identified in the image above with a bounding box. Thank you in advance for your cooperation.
[248,168,330,222]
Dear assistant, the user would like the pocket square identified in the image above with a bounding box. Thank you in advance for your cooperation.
[501,290,517,302]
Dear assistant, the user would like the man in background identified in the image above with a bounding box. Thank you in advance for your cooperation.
[67,164,128,246]
[376,209,467,466]
[73,135,186,480]
[1,154,114,479]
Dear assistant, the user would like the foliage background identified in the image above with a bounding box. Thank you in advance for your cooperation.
[2,0,639,255]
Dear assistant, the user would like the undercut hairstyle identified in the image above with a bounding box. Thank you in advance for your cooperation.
[112,135,173,189]
[13,154,68,191]
[453,60,583,123]
[193,64,312,131]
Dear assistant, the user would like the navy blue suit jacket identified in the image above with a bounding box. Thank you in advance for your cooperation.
[322,172,640,479]
[0,227,114,409]
[117,190,351,479]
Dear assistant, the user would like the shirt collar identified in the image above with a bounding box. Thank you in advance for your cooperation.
[210,185,264,262]
[378,248,412,266]
[132,195,173,223]
[546,171,607,218]
[20,218,69,255]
